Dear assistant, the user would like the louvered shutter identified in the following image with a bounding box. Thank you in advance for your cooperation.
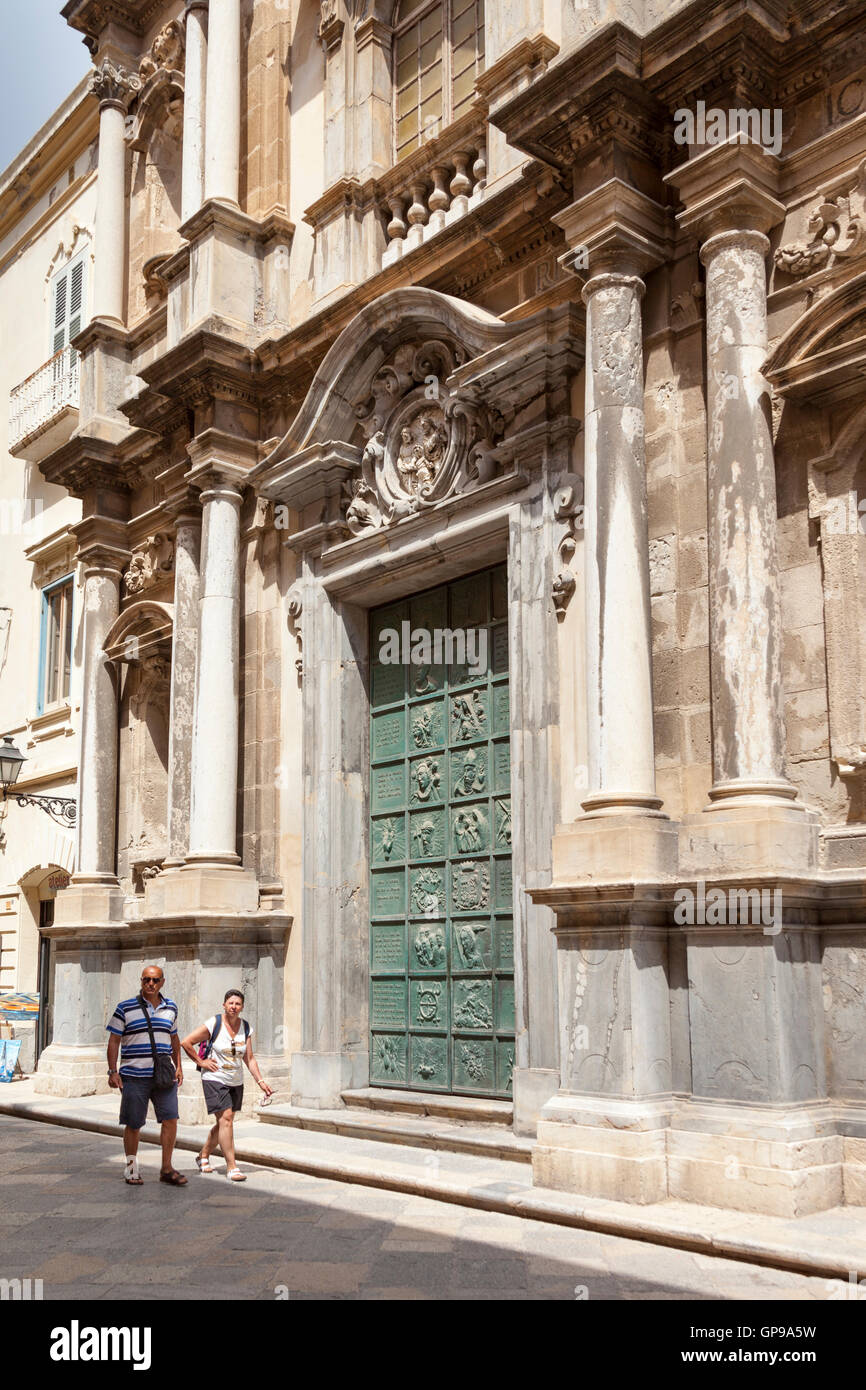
[52,271,68,355]
[50,250,88,356]
[68,259,85,341]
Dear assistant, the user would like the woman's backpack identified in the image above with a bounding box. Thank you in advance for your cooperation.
[197,1014,250,1065]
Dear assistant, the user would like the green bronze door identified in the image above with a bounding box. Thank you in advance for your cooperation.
[369,565,514,1098]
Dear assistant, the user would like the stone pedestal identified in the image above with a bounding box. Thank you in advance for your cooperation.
[35,939,120,1097]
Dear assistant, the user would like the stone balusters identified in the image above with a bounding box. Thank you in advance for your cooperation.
[381,139,488,267]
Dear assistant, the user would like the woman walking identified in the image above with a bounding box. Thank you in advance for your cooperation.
[181,990,273,1181]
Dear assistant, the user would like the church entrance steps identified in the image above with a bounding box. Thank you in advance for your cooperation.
[3,1081,866,1282]
[256,1097,531,1164]
[341,1087,513,1125]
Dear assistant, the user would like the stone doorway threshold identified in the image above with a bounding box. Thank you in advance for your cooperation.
[2,1078,864,1285]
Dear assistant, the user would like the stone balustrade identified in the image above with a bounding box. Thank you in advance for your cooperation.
[9,346,80,454]
[380,132,487,268]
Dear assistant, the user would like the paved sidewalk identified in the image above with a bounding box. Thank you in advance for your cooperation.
[0,1114,854,1301]
[1,1079,864,1283]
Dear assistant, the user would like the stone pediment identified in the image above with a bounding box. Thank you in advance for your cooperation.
[103,600,173,664]
[252,287,584,544]
[763,270,866,406]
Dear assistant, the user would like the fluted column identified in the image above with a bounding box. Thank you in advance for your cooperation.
[581,269,661,814]
[187,477,243,864]
[204,0,241,206]
[182,0,209,222]
[90,58,138,325]
[75,552,124,881]
[165,505,202,865]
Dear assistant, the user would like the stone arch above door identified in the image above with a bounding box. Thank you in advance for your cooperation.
[252,286,583,547]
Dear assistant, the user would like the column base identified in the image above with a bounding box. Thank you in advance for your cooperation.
[667,1101,843,1218]
[680,800,821,876]
[534,1095,671,1204]
[145,862,260,916]
[290,1051,369,1110]
[53,879,125,928]
[553,814,679,883]
[33,1044,110,1098]
[513,1066,560,1136]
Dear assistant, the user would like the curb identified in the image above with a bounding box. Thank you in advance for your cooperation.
[1,1096,858,1285]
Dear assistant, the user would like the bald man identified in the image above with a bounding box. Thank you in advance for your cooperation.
[106,964,187,1186]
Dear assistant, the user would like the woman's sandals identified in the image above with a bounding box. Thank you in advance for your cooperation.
[195,1152,214,1173]
[226,1167,246,1182]
[124,1156,143,1185]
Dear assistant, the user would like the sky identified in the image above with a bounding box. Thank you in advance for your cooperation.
[0,0,91,175]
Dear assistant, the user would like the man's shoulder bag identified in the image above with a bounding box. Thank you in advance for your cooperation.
[137,995,177,1090]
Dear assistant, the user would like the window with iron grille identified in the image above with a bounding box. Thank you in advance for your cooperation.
[394,0,485,162]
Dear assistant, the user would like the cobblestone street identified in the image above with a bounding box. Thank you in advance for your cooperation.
[0,1116,851,1302]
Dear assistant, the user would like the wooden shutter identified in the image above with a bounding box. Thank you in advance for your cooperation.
[52,271,68,355]
[68,258,86,341]
[50,250,88,356]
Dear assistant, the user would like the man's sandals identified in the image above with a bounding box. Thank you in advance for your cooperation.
[159,1168,188,1186]
[124,1157,143,1185]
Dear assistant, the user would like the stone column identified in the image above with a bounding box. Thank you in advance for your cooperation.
[701,227,793,805]
[75,552,124,884]
[664,142,810,830]
[182,0,209,223]
[204,0,241,206]
[581,269,661,816]
[165,506,202,866]
[90,59,138,325]
[187,477,243,865]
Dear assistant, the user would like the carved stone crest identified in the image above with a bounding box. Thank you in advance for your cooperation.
[775,161,866,278]
[124,534,175,595]
[341,339,505,537]
[139,20,185,83]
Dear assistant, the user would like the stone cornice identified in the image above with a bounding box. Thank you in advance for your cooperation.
[555,179,672,277]
[665,138,785,240]
[475,33,559,104]
[39,434,141,497]
[186,429,261,492]
[62,0,168,43]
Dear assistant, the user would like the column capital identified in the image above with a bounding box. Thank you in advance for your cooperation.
[554,179,671,280]
[90,56,142,112]
[664,138,785,242]
[700,227,770,268]
[581,271,646,308]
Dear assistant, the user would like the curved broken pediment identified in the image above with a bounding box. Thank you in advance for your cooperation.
[103,600,174,664]
[764,270,866,406]
[252,286,584,541]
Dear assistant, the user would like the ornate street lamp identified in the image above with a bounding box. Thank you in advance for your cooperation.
[0,736,77,829]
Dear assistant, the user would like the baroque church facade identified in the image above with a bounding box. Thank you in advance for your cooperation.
[15,0,866,1216]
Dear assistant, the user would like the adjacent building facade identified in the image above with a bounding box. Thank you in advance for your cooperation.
[3,0,866,1216]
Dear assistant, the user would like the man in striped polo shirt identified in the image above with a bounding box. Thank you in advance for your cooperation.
[106,965,187,1186]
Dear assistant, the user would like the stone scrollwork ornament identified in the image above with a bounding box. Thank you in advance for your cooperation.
[552,473,585,618]
[90,56,142,109]
[774,160,866,277]
[139,20,185,83]
[342,338,505,537]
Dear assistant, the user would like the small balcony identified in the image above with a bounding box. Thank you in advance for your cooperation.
[8,346,80,462]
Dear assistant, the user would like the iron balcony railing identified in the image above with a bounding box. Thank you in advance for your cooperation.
[8,345,80,452]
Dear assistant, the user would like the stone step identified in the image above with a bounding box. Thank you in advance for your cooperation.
[257,1101,532,1163]
[339,1087,514,1126]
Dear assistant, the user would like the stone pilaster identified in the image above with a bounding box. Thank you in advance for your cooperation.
[204,0,241,207]
[90,57,139,325]
[182,0,209,223]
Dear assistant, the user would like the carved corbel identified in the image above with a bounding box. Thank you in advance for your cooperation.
[124,533,175,596]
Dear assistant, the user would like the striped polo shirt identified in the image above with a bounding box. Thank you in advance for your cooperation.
[106,996,178,1079]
